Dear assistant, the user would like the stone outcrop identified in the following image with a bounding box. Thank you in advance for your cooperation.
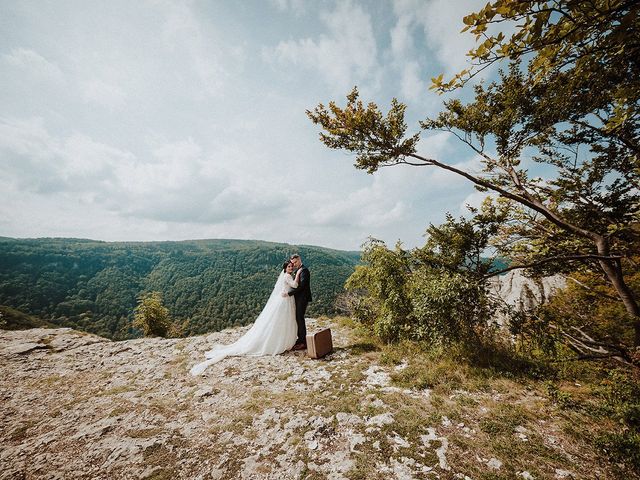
[1,315,603,479]
[0,321,437,480]
[488,270,566,325]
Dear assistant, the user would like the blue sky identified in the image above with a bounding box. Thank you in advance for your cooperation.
[0,0,497,250]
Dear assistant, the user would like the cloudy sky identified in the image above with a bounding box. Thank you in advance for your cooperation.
[1,0,496,251]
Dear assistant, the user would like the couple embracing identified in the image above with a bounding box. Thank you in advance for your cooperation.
[190,254,311,375]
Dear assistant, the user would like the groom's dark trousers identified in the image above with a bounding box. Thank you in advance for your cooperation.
[288,265,312,345]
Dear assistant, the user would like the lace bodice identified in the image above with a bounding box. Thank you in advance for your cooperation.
[283,274,298,292]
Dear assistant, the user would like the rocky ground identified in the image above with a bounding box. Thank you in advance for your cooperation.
[0,318,620,479]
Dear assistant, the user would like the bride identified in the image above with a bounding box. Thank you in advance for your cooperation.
[189,260,301,375]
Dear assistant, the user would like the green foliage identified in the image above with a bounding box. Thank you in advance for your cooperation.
[408,270,489,343]
[346,213,504,344]
[307,87,419,173]
[439,0,640,134]
[133,292,172,338]
[0,305,55,330]
[308,0,640,345]
[545,381,577,410]
[536,266,640,349]
[597,369,640,431]
[546,367,640,473]
[346,239,412,341]
[596,432,640,473]
[0,238,360,339]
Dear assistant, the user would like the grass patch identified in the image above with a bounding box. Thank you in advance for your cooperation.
[109,406,130,417]
[37,374,64,387]
[348,341,381,355]
[100,385,135,396]
[126,427,164,438]
[478,403,532,436]
[9,420,38,441]
[144,469,175,480]
[340,320,639,479]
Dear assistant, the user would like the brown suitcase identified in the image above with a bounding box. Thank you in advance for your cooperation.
[306,328,333,359]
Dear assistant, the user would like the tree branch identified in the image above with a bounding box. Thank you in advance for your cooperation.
[485,254,623,278]
[406,151,602,242]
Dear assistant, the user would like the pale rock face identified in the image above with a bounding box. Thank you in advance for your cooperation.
[0,320,448,480]
[0,316,597,479]
[488,270,566,325]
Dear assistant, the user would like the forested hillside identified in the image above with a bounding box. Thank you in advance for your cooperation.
[0,237,360,339]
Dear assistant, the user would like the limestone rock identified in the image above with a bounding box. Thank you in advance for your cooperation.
[0,317,606,479]
[489,270,566,325]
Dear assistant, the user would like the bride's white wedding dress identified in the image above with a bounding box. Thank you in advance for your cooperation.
[189,271,298,375]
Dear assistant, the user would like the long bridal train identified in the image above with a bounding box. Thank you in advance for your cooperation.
[190,271,298,375]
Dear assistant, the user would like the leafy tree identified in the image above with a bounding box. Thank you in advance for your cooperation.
[133,291,172,337]
[531,258,640,364]
[347,212,505,344]
[346,239,413,341]
[307,1,640,346]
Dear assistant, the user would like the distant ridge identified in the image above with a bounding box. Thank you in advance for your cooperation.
[0,305,56,330]
[0,237,360,339]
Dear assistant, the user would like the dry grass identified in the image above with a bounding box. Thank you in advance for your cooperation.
[334,322,640,479]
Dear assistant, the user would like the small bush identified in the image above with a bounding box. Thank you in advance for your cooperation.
[596,432,640,472]
[133,292,173,338]
[545,381,577,410]
[345,213,501,347]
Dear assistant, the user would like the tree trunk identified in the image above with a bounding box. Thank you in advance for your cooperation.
[596,239,640,346]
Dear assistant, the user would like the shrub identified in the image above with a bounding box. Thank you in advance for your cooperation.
[132,291,173,338]
[345,212,502,345]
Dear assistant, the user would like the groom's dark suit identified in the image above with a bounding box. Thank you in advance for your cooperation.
[288,264,312,345]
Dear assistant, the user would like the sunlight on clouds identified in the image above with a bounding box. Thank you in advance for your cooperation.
[268,0,306,14]
[62,134,133,179]
[386,3,443,112]
[308,182,409,229]
[460,190,492,214]
[400,61,425,101]
[2,48,64,82]
[429,153,485,186]
[391,0,490,78]
[0,117,58,161]
[0,116,288,227]
[390,13,414,57]
[0,118,135,194]
[159,1,230,97]
[415,131,453,159]
[264,1,379,93]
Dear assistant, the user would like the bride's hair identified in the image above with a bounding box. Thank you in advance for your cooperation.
[282,260,291,271]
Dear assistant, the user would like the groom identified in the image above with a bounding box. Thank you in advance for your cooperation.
[287,254,311,350]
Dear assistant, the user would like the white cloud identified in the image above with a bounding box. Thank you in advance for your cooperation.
[264,1,379,93]
[0,117,134,194]
[390,13,414,57]
[80,79,127,111]
[0,1,490,250]
[459,189,492,214]
[268,0,306,14]
[2,48,64,82]
[419,0,480,77]
[159,1,230,97]
[0,116,291,228]
[428,153,484,187]
[400,61,425,101]
[307,180,409,229]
